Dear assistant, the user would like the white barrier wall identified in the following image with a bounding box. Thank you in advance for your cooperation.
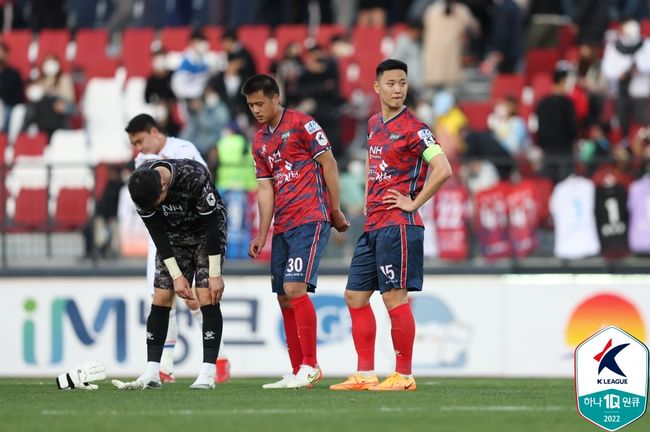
[2,275,649,377]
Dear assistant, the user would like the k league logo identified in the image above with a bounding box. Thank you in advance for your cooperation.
[575,326,649,431]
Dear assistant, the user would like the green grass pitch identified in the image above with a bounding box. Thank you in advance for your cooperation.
[1,378,648,432]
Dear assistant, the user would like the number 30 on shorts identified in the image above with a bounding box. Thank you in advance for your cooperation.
[287,257,304,273]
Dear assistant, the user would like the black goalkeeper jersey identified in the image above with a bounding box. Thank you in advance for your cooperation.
[134,159,227,258]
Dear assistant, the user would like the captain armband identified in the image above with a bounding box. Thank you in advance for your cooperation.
[422,144,443,163]
[209,254,222,277]
[163,257,183,280]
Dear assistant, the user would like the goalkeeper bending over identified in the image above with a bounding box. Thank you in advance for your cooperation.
[114,158,227,390]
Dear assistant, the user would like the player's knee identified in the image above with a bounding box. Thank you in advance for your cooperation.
[283,283,307,299]
[152,289,174,307]
[344,290,371,308]
[381,288,408,310]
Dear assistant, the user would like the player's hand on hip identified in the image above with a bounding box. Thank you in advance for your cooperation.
[383,189,416,212]
[173,276,194,300]
[331,209,351,232]
[248,235,266,258]
[208,276,225,305]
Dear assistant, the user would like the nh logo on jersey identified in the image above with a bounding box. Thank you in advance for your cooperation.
[162,204,183,215]
[268,150,282,166]
[418,128,436,146]
[369,146,382,155]
[304,120,321,134]
[575,326,648,431]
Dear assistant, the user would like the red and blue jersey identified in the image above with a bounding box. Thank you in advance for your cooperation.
[251,109,331,234]
[365,107,439,231]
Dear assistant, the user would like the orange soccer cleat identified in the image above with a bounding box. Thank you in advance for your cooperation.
[159,371,176,384]
[368,372,416,391]
[329,373,379,391]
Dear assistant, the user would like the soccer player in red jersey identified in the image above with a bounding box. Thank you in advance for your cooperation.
[241,74,350,388]
[330,59,452,391]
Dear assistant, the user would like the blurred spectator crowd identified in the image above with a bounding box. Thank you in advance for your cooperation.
[1,0,650,265]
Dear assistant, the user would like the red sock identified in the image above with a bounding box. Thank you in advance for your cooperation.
[349,304,376,371]
[289,294,317,367]
[388,303,415,375]
[281,307,303,374]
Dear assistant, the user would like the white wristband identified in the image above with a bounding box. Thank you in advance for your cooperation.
[209,254,222,277]
[163,257,183,280]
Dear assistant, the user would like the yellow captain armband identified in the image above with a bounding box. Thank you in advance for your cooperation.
[209,254,222,277]
[422,144,443,163]
[163,257,183,280]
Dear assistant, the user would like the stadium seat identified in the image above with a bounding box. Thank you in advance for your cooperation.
[204,26,223,51]
[352,26,385,92]
[12,187,49,230]
[525,49,560,84]
[0,133,6,164]
[274,24,308,58]
[160,26,191,52]
[531,73,553,102]
[122,28,155,77]
[238,25,271,74]
[2,30,32,79]
[46,130,94,193]
[12,132,48,160]
[124,77,154,120]
[73,28,109,70]
[314,24,346,48]
[490,74,525,101]
[82,77,124,134]
[36,29,71,72]
[5,161,48,198]
[53,187,91,230]
[643,19,650,38]
[83,57,120,79]
[459,101,492,130]
[89,131,132,164]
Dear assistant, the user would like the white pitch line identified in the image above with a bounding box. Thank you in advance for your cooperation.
[41,407,429,416]
[440,406,569,412]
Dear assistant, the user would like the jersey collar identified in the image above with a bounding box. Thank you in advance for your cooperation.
[267,108,286,134]
[382,106,407,125]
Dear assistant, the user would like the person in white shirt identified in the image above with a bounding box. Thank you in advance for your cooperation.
[126,113,230,384]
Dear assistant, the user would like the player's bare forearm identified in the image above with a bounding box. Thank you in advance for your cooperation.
[256,179,274,240]
[316,151,350,231]
[383,153,452,212]
[412,153,452,210]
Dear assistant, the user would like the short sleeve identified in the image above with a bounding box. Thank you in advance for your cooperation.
[252,141,273,180]
[193,167,219,216]
[301,117,331,159]
[410,126,443,162]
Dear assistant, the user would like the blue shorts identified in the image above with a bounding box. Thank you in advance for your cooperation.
[271,221,331,295]
[346,225,424,294]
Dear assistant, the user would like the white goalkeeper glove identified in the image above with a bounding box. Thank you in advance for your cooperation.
[56,360,106,391]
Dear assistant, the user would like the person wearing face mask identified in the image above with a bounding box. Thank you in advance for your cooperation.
[602,18,650,141]
[145,50,175,104]
[180,88,231,165]
[0,42,24,131]
[171,29,211,100]
[487,95,529,157]
[22,53,74,137]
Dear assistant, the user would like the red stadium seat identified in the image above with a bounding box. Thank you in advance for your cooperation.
[37,29,71,71]
[525,49,560,84]
[13,132,48,159]
[459,101,492,130]
[0,133,6,164]
[314,24,347,48]
[83,57,119,78]
[54,187,90,230]
[531,73,553,102]
[352,26,385,92]
[238,25,271,74]
[490,74,525,101]
[643,19,650,38]
[204,26,223,51]
[274,24,308,58]
[122,28,155,77]
[160,26,191,52]
[74,29,108,69]
[1,30,32,79]
[13,188,48,230]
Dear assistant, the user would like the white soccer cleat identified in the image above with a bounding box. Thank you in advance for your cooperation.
[189,364,215,389]
[286,365,322,389]
[112,373,160,390]
[262,374,296,389]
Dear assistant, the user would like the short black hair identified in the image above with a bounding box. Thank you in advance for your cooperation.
[240,74,280,98]
[190,28,206,41]
[221,29,237,42]
[376,59,408,79]
[125,114,159,135]
[128,169,162,211]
